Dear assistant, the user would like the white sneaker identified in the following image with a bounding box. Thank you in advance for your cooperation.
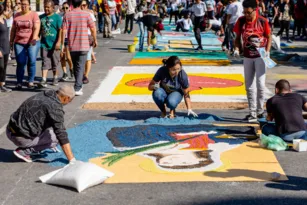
[75,89,83,96]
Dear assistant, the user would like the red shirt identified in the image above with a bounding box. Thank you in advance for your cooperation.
[233,14,271,58]
[62,8,95,52]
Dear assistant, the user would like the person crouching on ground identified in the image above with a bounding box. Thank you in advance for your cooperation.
[175,13,192,32]
[262,79,307,142]
[6,85,76,163]
[148,56,198,119]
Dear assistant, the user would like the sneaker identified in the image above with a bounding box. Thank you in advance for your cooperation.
[61,73,69,81]
[195,46,203,51]
[287,39,293,43]
[245,114,257,123]
[257,113,266,119]
[13,148,35,162]
[16,84,22,90]
[52,77,59,86]
[153,48,161,51]
[69,70,74,79]
[27,83,36,89]
[83,76,89,84]
[75,88,83,96]
[0,86,12,92]
[38,79,47,88]
[108,36,115,39]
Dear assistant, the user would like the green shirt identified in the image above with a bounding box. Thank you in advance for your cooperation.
[40,13,62,50]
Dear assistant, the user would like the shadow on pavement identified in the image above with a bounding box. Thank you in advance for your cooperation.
[187,197,306,205]
[204,169,307,191]
[0,148,21,163]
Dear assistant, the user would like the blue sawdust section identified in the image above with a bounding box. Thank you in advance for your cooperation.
[106,124,254,148]
[40,114,248,166]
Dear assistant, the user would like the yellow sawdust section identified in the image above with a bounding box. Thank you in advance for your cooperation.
[89,141,287,183]
[129,58,230,65]
[272,74,307,80]
[112,73,245,95]
[169,40,193,49]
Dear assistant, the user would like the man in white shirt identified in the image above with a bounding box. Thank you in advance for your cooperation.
[124,0,136,34]
[226,0,243,52]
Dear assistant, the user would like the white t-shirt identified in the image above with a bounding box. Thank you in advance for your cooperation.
[204,0,216,11]
[209,19,221,26]
[227,1,243,24]
[191,2,207,17]
[177,18,193,30]
[88,12,96,35]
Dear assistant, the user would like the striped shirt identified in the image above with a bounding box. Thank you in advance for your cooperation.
[62,8,95,52]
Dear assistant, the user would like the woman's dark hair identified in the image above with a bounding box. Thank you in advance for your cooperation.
[0,4,4,15]
[21,0,31,5]
[4,0,14,10]
[162,56,182,68]
[72,0,82,8]
[62,1,69,6]
[242,0,257,9]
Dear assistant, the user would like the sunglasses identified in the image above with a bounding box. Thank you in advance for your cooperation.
[63,7,69,10]
[81,4,87,6]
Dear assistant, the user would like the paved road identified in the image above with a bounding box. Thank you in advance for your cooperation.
[1,26,307,205]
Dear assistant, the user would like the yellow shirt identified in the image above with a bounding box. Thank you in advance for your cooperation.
[97,0,103,12]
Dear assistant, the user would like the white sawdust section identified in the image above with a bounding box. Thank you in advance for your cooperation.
[87,66,272,103]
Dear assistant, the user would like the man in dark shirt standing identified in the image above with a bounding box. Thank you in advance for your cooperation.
[262,79,307,142]
[6,85,76,163]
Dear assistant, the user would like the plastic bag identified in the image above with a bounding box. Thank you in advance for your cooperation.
[260,134,288,151]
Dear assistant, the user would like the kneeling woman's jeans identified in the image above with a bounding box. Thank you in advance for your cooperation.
[138,21,145,51]
[152,88,183,111]
[261,123,307,142]
[14,41,40,84]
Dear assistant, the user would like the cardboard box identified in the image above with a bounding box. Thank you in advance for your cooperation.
[293,139,307,152]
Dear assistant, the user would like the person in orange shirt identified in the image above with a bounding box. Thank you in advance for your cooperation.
[114,0,122,29]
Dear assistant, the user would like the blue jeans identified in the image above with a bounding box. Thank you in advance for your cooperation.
[14,41,40,84]
[152,88,183,112]
[138,21,145,51]
[110,14,117,30]
[98,12,104,32]
[262,123,307,142]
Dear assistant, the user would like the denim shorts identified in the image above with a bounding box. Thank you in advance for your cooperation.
[87,47,93,61]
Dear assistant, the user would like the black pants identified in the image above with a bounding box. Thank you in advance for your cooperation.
[0,54,9,83]
[176,22,189,32]
[125,13,134,32]
[98,12,104,32]
[193,16,203,48]
[277,20,290,40]
[293,19,307,37]
[169,10,179,24]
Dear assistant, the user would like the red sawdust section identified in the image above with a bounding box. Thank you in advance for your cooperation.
[82,102,248,110]
[170,133,215,149]
[126,76,243,91]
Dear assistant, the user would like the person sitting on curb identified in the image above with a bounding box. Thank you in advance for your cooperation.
[6,85,76,163]
[262,79,307,142]
[148,56,198,119]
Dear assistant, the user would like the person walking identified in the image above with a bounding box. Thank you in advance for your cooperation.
[233,0,272,122]
[0,4,12,92]
[10,0,40,90]
[123,0,136,34]
[276,0,294,43]
[61,0,97,96]
[191,0,207,51]
[101,0,113,38]
[38,0,62,88]
[60,2,74,81]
